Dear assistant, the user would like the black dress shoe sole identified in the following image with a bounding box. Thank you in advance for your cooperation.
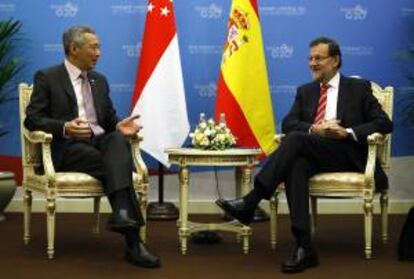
[106,223,138,234]
[125,252,161,268]
[215,199,251,226]
[281,258,319,273]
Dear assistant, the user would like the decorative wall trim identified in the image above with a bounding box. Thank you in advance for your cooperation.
[6,189,413,214]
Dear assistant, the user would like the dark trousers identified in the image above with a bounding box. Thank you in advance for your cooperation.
[255,131,366,246]
[57,131,144,224]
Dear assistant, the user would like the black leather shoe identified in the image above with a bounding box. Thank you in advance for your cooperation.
[281,246,319,273]
[106,209,139,234]
[215,198,255,225]
[125,242,161,268]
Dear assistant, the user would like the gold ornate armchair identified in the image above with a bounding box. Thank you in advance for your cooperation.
[19,83,149,259]
[269,82,393,259]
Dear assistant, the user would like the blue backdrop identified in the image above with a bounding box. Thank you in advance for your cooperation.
[0,0,413,170]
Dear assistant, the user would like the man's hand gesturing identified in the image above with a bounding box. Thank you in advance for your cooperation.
[116,114,141,137]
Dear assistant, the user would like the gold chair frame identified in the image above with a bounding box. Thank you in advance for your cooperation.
[269,82,393,259]
[19,83,149,259]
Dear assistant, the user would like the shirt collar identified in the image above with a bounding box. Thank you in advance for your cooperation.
[64,59,83,82]
[322,72,340,90]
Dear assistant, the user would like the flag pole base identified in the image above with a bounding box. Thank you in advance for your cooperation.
[147,202,179,220]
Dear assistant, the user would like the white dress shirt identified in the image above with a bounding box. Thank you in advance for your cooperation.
[62,60,90,137]
[313,72,357,140]
[324,72,340,121]
[64,59,88,121]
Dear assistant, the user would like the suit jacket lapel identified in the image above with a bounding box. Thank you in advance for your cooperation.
[336,75,349,121]
[87,72,103,124]
[310,82,321,121]
[58,64,78,116]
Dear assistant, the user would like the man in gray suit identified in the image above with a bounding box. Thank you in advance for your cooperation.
[25,26,160,268]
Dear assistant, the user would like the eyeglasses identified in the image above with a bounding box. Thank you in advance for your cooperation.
[308,55,331,63]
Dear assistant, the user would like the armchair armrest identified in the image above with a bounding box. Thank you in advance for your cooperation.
[367,132,387,145]
[274,134,285,144]
[23,130,55,176]
[364,132,388,190]
[130,134,149,184]
[24,130,53,144]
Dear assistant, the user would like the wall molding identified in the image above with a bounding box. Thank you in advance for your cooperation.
[6,188,413,214]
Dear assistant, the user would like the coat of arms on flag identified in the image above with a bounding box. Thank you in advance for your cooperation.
[215,0,277,157]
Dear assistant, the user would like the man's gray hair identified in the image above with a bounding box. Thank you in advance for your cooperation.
[62,26,96,56]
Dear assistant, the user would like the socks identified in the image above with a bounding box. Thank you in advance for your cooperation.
[108,188,140,220]
[292,226,313,250]
[242,187,266,209]
[108,189,129,212]
[125,231,141,247]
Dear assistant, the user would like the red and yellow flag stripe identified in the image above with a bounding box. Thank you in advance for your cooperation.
[215,0,277,155]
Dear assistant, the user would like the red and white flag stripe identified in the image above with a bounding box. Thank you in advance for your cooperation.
[131,0,189,167]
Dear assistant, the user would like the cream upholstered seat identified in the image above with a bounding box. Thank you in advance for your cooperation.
[269,81,393,259]
[19,83,149,259]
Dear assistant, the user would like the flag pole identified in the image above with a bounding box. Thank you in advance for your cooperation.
[147,162,179,220]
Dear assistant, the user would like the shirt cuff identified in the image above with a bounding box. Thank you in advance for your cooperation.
[346,128,357,141]
[63,122,70,138]
[308,124,314,134]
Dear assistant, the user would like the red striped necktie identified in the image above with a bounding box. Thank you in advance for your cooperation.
[313,84,330,124]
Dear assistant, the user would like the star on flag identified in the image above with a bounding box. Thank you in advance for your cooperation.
[147,1,173,17]
[147,2,154,12]
[131,0,189,166]
[160,6,170,16]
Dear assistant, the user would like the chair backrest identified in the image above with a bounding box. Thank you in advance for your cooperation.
[370,81,393,172]
[19,83,42,176]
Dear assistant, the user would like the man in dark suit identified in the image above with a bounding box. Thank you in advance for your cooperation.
[24,26,160,268]
[216,37,393,273]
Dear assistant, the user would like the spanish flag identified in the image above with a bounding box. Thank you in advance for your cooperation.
[215,0,277,156]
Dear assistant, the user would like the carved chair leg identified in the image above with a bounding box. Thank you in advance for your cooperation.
[242,226,250,255]
[363,198,373,259]
[179,166,189,255]
[46,198,56,259]
[310,196,317,237]
[236,232,241,243]
[137,191,147,243]
[23,189,32,245]
[269,195,278,250]
[380,191,388,244]
[92,197,101,234]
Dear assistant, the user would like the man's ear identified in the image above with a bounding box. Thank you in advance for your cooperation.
[333,55,340,68]
[69,42,78,56]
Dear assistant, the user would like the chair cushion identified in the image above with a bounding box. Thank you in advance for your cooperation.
[54,172,102,190]
[25,171,145,195]
[309,172,367,194]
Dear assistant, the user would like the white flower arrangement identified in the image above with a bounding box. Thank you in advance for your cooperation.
[189,114,237,150]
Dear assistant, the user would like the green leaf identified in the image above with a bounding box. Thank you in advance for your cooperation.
[0,18,24,137]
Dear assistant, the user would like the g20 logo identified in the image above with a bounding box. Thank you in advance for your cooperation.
[267,44,294,59]
[195,4,223,19]
[195,83,217,97]
[341,5,367,21]
[51,2,78,17]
